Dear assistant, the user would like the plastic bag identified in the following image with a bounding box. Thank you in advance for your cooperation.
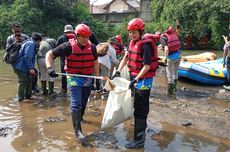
[121,64,130,80]
[101,77,133,128]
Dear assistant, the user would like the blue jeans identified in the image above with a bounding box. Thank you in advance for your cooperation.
[68,85,91,113]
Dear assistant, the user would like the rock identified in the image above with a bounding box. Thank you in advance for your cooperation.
[219,89,226,93]
[45,116,66,122]
[224,109,230,113]
[180,87,186,91]
[182,120,192,127]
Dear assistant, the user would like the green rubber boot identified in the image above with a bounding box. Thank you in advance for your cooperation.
[167,83,174,95]
[48,81,55,96]
[173,79,178,92]
[41,81,48,95]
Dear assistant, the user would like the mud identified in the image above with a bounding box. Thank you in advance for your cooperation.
[1,50,230,151]
[150,67,230,141]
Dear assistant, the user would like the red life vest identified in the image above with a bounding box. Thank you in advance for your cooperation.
[65,39,94,74]
[143,33,160,43]
[66,33,76,39]
[164,33,181,52]
[112,43,122,55]
[127,38,158,78]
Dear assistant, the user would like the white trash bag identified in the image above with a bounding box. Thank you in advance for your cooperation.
[120,64,130,80]
[101,77,133,128]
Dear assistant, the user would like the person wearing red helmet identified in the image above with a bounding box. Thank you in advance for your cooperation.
[45,24,99,145]
[112,18,158,149]
[160,20,181,95]
[115,35,123,45]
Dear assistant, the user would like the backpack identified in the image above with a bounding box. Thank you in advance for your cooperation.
[3,42,21,64]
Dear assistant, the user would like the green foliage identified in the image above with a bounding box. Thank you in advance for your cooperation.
[150,0,230,48]
[0,0,229,49]
[0,0,113,48]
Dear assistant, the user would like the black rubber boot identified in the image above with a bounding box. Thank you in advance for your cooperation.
[71,111,85,141]
[41,81,48,95]
[125,118,147,149]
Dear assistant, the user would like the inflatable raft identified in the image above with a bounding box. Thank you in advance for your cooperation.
[178,58,227,85]
[158,52,216,66]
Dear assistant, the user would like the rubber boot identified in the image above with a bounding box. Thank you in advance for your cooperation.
[48,81,55,96]
[71,111,85,139]
[41,81,48,96]
[173,79,178,92]
[167,83,174,95]
[125,118,147,149]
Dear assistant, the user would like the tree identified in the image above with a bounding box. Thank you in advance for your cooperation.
[0,0,114,48]
[150,0,230,49]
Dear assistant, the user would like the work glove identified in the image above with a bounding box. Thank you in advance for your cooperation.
[128,79,137,89]
[111,71,120,80]
[47,67,58,78]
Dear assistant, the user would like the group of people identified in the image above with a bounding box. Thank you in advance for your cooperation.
[7,17,214,149]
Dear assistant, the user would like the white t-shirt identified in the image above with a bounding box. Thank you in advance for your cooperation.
[98,55,111,69]
[98,43,119,69]
[107,44,119,65]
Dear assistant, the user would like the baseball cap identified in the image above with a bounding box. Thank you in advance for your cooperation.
[64,24,74,33]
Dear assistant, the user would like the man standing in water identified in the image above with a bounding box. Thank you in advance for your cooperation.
[13,33,42,102]
[56,24,75,96]
[45,24,99,145]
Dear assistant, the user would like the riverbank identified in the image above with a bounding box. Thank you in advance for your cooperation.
[148,67,230,145]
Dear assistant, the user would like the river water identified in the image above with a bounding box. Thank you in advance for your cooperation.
[0,50,230,152]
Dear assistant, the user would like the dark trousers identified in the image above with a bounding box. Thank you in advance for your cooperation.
[133,88,150,119]
[68,85,92,113]
[60,57,67,90]
[13,68,32,101]
[31,68,38,91]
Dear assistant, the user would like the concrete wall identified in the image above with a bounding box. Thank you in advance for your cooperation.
[91,12,139,23]
[140,0,153,22]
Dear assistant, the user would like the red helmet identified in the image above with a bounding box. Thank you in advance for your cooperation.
[127,18,145,31]
[166,26,174,34]
[155,31,161,36]
[115,35,123,44]
[75,24,91,37]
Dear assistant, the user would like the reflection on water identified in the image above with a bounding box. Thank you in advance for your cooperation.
[0,51,230,152]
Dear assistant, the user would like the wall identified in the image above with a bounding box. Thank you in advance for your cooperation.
[140,0,153,21]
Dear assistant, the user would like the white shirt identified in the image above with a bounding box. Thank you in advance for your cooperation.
[97,43,119,69]
[107,44,119,65]
[98,55,111,69]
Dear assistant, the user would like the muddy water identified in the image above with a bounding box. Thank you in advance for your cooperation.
[0,51,230,152]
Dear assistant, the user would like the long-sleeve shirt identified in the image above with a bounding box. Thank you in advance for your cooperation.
[13,39,36,72]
